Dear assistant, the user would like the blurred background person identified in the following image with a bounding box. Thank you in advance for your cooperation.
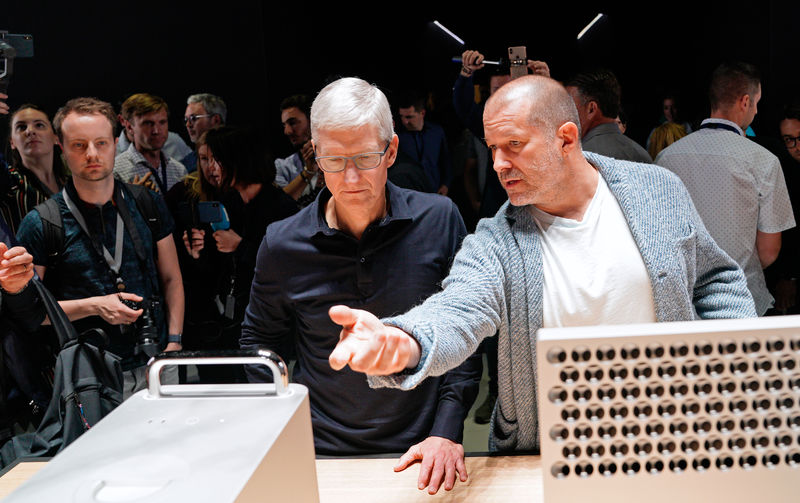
[1,105,67,234]
[647,95,693,149]
[165,131,243,382]
[648,121,688,159]
[206,127,298,345]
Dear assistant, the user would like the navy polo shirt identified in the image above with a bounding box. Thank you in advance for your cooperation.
[241,182,481,455]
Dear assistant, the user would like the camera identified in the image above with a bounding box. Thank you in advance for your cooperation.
[120,297,162,358]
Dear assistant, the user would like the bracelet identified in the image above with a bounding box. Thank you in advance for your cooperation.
[300,169,313,184]
[167,334,182,344]
[461,66,473,76]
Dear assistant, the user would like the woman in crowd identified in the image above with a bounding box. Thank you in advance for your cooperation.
[648,121,688,159]
[646,96,693,150]
[207,126,299,320]
[166,127,297,381]
[166,131,243,382]
[2,105,68,234]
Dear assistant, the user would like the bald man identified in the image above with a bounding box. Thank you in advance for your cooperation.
[326,75,756,453]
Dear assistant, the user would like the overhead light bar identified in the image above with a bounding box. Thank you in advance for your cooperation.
[433,20,465,45]
[577,13,604,40]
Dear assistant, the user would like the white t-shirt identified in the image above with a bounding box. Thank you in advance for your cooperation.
[529,175,657,328]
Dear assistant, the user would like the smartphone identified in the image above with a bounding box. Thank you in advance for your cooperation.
[197,201,223,223]
[508,46,527,80]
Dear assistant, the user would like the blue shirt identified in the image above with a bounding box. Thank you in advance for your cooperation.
[16,179,175,368]
[398,122,453,190]
[241,182,481,455]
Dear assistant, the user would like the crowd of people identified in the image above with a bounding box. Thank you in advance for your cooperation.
[0,49,796,494]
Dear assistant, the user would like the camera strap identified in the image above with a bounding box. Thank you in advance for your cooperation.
[62,182,157,293]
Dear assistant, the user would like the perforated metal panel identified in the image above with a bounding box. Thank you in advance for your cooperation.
[536,316,800,503]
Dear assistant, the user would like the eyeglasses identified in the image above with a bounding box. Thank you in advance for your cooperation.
[184,114,213,125]
[314,142,390,173]
[783,135,800,148]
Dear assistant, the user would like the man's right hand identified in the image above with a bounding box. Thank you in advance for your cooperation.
[132,172,158,192]
[300,140,318,174]
[95,292,143,325]
[328,305,421,375]
[461,50,485,76]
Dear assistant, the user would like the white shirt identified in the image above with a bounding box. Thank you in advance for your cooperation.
[530,175,657,328]
[655,118,796,315]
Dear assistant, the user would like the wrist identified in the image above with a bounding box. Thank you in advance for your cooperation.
[1,280,31,296]
[300,169,313,184]
[460,67,473,77]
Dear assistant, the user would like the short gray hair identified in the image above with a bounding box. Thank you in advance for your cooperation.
[187,93,227,123]
[310,77,393,143]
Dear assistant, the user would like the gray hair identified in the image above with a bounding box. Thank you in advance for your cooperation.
[187,93,227,123]
[310,77,394,143]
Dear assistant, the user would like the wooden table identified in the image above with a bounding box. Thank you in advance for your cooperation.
[0,455,543,502]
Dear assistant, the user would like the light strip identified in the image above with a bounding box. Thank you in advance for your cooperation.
[577,13,604,40]
[433,20,465,45]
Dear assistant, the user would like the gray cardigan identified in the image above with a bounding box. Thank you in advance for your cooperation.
[372,152,756,452]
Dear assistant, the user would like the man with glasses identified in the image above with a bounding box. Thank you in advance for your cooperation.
[657,62,795,315]
[241,77,481,495]
[763,104,800,313]
[324,75,754,459]
[182,93,226,172]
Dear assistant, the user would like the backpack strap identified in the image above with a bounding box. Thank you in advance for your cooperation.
[123,183,162,240]
[33,198,65,272]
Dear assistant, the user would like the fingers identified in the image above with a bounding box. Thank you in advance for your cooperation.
[394,445,420,473]
[0,93,8,115]
[441,457,457,492]
[328,305,358,329]
[456,454,468,482]
[118,292,144,302]
[419,453,435,492]
[527,60,551,77]
[328,338,355,371]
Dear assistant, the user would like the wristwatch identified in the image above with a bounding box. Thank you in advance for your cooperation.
[167,333,182,344]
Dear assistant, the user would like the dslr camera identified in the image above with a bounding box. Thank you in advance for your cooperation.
[120,297,162,358]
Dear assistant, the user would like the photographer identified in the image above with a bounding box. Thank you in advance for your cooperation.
[16,97,183,398]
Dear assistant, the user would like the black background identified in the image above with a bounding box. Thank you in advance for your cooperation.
[4,2,799,158]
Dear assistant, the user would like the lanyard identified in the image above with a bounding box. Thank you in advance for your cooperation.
[146,161,168,193]
[63,189,125,276]
[699,122,742,136]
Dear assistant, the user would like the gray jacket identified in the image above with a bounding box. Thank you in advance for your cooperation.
[372,152,756,452]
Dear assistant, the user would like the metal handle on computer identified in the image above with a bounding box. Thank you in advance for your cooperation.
[146,348,290,398]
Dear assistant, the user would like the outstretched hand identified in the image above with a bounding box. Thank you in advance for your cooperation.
[328,305,421,375]
[395,436,468,494]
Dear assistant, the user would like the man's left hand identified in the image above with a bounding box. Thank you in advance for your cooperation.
[213,229,242,253]
[0,243,35,294]
[394,436,467,495]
